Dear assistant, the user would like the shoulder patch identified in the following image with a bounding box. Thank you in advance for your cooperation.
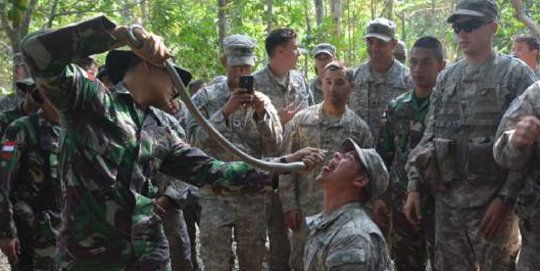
[2,141,17,160]
[326,248,366,267]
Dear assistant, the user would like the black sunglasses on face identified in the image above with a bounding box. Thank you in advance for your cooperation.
[452,20,488,34]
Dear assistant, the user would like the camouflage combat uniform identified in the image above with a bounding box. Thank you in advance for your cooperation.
[185,80,282,271]
[254,65,313,270]
[20,16,273,270]
[309,79,323,104]
[407,52,536,271]
[0,111,62,271]
[349,59,413,140]
[303,203,392,271]
[494,81,540,271]
[0,94,20,113]
[280,103,373,270]
[377,90,435,270]
[0,105,26,139]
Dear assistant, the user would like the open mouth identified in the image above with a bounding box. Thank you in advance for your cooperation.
[323,159,337,173]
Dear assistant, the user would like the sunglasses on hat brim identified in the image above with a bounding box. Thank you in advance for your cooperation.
[452,20,490,34]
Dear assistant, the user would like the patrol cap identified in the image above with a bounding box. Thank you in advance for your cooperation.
[447,0,498,23]
[13,53,24,67]
[105,50,192,86]
[15,77,36,93]
[223,34,256,66]
[364,18,396,42]
[313,43,336,58]
[340,138,389,201]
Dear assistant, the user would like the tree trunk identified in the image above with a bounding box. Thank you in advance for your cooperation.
[370,0,376,20]
[218,0,228,49]
[511,0,540,41]
[387,0,393,21]
[267,0,273,34]
[315,0,323,28]
[330,0,341,38]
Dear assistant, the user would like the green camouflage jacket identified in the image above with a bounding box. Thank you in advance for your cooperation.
[309,78,324,104]
[0,104,26,139]
[0,111,62,240]
[377,90,429,211]
[20,16,272,269]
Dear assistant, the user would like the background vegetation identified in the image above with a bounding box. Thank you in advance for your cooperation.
[1,0,539,94]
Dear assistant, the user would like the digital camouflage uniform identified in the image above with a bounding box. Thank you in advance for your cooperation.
[309,79,323,105]
[254,65,313,270]
[0,111,62,271]
[20,16,274,270]
[186,72,282,270]
[377,90,435,271]
[280,103,373,270]
[349,59,413,141]
[407,52,536,271]
[303,203,392,271]
[493,81,540,271]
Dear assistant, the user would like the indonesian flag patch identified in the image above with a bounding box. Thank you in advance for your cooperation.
[2,141,16,160]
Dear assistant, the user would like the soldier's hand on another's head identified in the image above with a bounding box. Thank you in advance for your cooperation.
[0,237,20,262]
[511,116,540,150]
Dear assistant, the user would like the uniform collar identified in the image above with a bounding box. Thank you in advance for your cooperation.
[312,202,364,231]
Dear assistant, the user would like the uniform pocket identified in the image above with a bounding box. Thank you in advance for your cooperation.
[434,138,459,183]
[466,137,505,183]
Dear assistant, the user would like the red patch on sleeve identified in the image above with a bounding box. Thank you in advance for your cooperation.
[2,141,16,160]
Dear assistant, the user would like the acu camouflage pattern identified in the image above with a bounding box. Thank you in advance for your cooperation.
[20,16,273,270]
[376,90,434,271]
[253,65,314,121]
[185,80,281,270]
[349,59,413,140]
[280,103,373,216]
[0,111,62,271]
[303,203,392,271]
[407,52,536,271]
[279,103,373,270]
[493,81,540,271]
[309,78,324,104]
[254,65,313,271]
[408,52,536,207]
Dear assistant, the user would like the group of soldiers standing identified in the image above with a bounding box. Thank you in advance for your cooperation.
[1,0,540,270]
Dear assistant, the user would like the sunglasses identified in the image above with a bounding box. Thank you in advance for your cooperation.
[451,20,488,34]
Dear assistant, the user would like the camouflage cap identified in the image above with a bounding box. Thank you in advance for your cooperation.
[223,34,256,66]
[13,53,24,66]
[447,0,498,23]
[340,138,389,201]
[313,43,336,58]
[15,77,36,92]
[364,18,396,42]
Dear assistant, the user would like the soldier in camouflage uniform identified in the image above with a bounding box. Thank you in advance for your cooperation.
[0,54,27,113]
[405,1,537,270]
[254,28,314,271]
[493,80,540,271]
[512,35,540,78]
[303,138,391,271]
[0,79,40,139]
[280,61,373,271]
[19,17,283,270]
[393,40,407,64]
[349,18,413,235]
[185,34,282,271]
[0,81,62,271]
[378,37,446,271]
[309,43,336,104]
